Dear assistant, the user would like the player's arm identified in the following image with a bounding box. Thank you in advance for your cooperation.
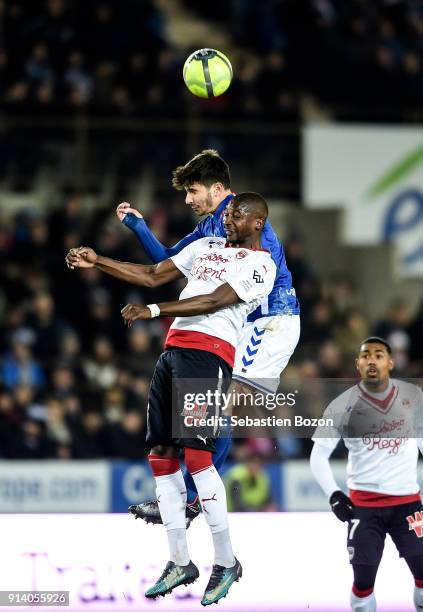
[310,442,355,522]
[116,202,204,263]
[121,283,240,325]
[65,246,183,287]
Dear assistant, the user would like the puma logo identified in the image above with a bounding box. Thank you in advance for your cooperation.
[201,494,217,502]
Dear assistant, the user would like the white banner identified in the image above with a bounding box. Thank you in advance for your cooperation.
[303,125,423,277]
[0,513,415,611]
[0,461,109,512]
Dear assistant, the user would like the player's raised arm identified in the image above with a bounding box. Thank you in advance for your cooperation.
[65,246,183,287]
[116,201,204,263]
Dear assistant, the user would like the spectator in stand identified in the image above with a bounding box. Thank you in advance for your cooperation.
[225,448,277,512]
[1,330,45,390]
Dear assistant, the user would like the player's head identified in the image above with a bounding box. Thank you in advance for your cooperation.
[356,337,394,387]
[172,149,231,215]
[223,192,268,244]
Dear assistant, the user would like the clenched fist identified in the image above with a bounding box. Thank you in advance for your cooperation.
[121,303,151,326]
[116,202,143,222]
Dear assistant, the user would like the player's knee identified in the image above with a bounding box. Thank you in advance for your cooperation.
[405,555,423,581]
[148,450,180,477]
[184,447,213,474]
[352,564,378,592]
[149,445,177,457]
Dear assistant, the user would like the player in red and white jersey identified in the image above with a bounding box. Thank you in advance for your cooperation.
[66,193,275,606]
[310,337,423,612]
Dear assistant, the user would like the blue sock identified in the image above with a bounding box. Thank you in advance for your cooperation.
[183,436,232,504]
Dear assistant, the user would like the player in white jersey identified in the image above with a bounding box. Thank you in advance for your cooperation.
[310,337,423,612]
[66,193,276,606]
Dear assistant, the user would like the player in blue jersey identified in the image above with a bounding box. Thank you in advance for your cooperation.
[120,149,301,525]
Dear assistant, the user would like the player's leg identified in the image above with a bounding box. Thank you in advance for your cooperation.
[139,352,199,598]
[350,565,378,611]
[404,556,423,610]
[175,348,241,606]
[388,501,423,611]
[184,445,242,606]
[130,352,233,527]
[182,435,231,504]
[347,507,385,611]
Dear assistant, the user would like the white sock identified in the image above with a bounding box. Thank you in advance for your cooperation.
[414,586,423,610]
[350,591,376,611]
[212,529,235,568]
[155,470,189,566]
[167,528,190,566]
[191,466,235,568]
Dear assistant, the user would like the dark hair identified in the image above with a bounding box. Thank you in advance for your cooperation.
[172,149,231,190]
[232,192,268,219]
[359,337,392,354]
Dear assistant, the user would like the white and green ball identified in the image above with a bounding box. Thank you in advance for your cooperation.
[183,48,233,98]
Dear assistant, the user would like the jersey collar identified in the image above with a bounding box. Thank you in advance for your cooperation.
[212,193,235,220]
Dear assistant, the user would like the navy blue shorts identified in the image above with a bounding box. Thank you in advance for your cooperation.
[146,347,232,453]
[347,501,423,565]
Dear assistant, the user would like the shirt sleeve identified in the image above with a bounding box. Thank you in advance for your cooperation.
[226,254,276,304]
[312,397,343,449]
[170,239,204,277]
[122,215,205,263]
[309,443,340,499]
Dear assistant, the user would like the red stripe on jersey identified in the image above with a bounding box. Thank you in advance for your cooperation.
[165,329,235,367]
[350,489,421,507]
[352,585,374,598]
[415,579,423,588]
[358,384,398,414]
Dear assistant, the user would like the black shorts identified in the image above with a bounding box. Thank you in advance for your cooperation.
[146,347,232,453]
[347,501,423,565]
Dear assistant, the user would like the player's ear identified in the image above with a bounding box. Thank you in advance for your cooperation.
[355,357,360,372]
[212,182,223,197]
[388,357,394,371]
[255,218,264,230]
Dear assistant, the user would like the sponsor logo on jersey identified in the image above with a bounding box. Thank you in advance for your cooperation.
[347,546,355,561]
[236,250,248,259]
[406,511,423,538]
[191,261,227,281]
[199,252,230,263]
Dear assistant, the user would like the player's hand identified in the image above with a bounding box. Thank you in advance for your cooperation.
[116,202,143,222]
[121,303,151,326]
[65,246,98,269]
[329,490,355,522]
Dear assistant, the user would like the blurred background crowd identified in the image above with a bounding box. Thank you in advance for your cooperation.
[1,0,422,119]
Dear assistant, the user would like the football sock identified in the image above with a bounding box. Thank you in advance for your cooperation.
[350,591,376,611]
[191,466,235,568]
[154,470,189,566]
[414,586,423,610]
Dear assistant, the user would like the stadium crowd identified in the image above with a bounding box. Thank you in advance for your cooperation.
[1,194,422,462]
[0,0,421,120]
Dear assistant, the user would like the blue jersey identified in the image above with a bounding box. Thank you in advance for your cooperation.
[123,194,300,321]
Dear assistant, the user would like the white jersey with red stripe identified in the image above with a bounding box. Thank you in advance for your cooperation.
[167,237,276,365]
[313,379,423,496]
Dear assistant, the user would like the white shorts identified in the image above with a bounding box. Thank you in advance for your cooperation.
[232,314,300,394]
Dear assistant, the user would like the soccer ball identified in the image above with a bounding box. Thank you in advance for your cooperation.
[183,48,233,98]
